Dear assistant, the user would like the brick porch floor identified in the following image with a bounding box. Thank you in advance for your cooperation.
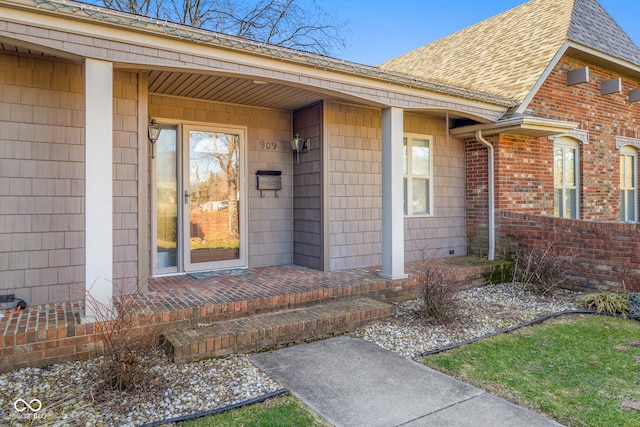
[0,259,492,372]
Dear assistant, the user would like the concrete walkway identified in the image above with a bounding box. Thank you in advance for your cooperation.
[250,336,562,427]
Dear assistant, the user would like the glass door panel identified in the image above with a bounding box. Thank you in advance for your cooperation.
[155,126,178,273]
[185,129,241,270]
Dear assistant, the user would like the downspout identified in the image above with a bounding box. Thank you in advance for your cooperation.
[475,130,495,261]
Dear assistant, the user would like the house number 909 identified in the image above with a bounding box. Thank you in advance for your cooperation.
[260,141,277,150]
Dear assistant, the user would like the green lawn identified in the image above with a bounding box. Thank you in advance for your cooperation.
[421,315,640,427]
[179,396,330,427]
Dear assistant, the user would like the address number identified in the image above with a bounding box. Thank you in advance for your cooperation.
[260,141,277,150]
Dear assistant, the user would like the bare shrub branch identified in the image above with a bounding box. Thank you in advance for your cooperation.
[86,292,164,392]
[416,253,467,324]
[512,245,570,296]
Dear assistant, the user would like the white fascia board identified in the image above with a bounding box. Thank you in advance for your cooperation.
[567,41,640,74]
[516,42,569,115]
[518,40,640,114]
[450,116,579,139]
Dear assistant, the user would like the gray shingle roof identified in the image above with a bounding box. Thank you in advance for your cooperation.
[379,0,640,102]
[568,0,640,65]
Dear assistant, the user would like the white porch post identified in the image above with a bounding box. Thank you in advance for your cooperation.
[380,107,407,279]
[84,59,113,321]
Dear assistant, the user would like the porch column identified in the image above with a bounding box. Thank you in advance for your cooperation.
[84,59,113,321]
[380,107,407,279]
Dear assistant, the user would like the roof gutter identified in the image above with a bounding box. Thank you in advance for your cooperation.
[475,130,495,261]
[451,115,579,139]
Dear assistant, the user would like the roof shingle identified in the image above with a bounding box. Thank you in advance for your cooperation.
[379,0,640,102]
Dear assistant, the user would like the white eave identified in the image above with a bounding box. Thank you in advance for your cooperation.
[450,116,579,139]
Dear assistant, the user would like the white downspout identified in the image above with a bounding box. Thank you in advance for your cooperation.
[475,130,495,261]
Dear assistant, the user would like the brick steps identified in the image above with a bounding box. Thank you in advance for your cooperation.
[161,297,391,363]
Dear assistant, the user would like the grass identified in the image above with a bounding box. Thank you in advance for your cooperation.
[179,395,330,427]
[421,315,640,427]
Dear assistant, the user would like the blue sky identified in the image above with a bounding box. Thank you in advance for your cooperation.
[324,0,640,65]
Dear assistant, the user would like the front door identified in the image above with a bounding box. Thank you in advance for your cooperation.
[154,124,247,275]
[183,126,245,271]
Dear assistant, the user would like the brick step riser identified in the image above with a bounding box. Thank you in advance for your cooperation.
[183,280,416,325]
[164,304,392,364]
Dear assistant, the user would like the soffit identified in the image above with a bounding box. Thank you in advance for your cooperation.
[147,70,339,111]
[0,38,81,61]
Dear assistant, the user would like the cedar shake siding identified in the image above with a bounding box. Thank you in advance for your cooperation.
[0,52,85,304]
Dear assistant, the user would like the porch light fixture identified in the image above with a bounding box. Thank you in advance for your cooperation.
[148,118,161,159]
[290,133,309,164]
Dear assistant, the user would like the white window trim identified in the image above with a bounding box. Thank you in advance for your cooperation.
[403,133,434,217]
[553,137,580,220]
[620,146,638,223]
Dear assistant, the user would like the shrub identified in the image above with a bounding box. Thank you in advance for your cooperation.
[512,246,570,296]
[488,261,514,284]
[579,292,629,316]
[88,293,164,392]
[627,293,640,321]
[417,262,466,325]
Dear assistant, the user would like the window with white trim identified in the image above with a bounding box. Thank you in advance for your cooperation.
[553,138,579,219]
[620,146,637,222]
[403,134,433,215]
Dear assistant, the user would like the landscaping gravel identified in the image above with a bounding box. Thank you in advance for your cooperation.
[0,283,581,426]
[354,282,581,357]
[0,355,281,426]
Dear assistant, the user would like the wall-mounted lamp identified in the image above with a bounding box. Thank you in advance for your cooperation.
[290,133,309,164]
[148,118,161,159]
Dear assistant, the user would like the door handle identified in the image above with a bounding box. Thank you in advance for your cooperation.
[184,190,190,205]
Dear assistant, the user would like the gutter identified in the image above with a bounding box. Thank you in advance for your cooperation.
[450,115,579,139]
[475,130,495,261]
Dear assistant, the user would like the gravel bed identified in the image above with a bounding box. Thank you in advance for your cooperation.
[0,283,581,426]
[0,354,280,426]
[353,282,581,357]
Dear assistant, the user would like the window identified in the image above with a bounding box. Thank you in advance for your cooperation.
[620,147,637,222]
[403,134,432,215]
[553,139,579,219]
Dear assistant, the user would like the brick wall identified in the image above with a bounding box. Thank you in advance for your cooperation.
[293,102,323,269]
[528,56,640,221]
[148,94,293,268]
[465,138,491,256]
[467,54,640,265]
[0,52,85,304]
[495,134,554,214]
[467,132,558,255]
[498,210,640,292]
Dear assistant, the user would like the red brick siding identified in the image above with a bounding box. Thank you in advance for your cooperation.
[467,55,640,290]
[465,139,491,254]
[498,210,640,292]
[495,134,555,214]
[466,133,555,253]
[528,56,640,221]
